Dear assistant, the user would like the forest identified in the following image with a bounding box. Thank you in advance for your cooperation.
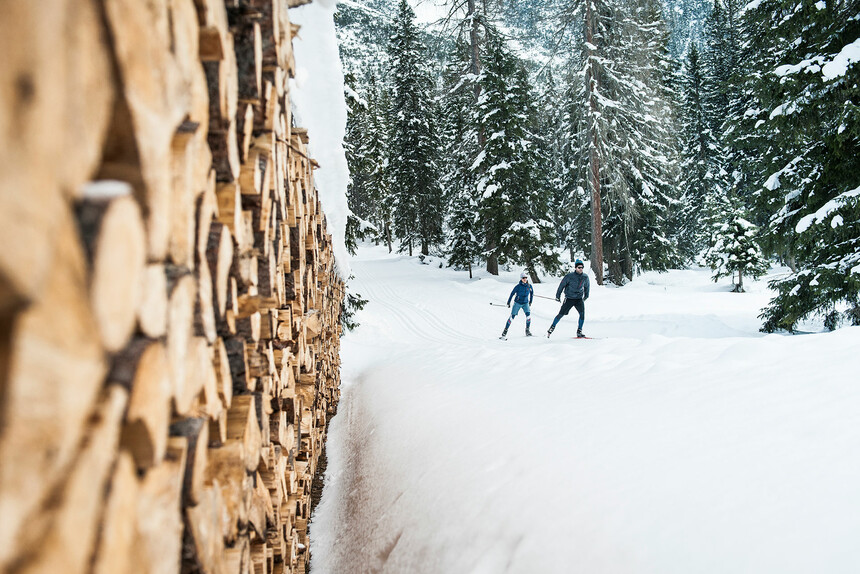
[335,0,859,333]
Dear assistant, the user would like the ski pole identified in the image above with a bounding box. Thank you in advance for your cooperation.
[534,294,557,301]
[489,302,508,307]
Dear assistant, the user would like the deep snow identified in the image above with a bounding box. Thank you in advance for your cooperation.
[310,245,860,574]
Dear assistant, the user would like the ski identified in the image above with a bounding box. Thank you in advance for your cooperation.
[499,336,507,340]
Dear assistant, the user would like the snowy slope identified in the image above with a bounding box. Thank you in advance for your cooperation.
[310,245,860,574]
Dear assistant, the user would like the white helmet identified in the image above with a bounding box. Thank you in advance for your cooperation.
[520,271,529,279]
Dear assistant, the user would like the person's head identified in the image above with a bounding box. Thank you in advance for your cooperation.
[520,271,529,282]
[574,259,584,273]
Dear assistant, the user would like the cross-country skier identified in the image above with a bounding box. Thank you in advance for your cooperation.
[500,272,534,338]
[547,259,590,338]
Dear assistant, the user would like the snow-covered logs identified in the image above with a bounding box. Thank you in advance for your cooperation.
[0,2,343,574]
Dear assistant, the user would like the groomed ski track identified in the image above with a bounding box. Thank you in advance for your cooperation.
[309,245,860,574]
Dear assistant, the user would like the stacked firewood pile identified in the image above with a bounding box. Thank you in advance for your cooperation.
[0,1,343,574]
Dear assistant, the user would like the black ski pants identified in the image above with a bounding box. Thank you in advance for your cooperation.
[552,297,585,330]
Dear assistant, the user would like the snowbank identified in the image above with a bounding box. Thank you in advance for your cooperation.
[310,246,860,573]
[289,0,351,277]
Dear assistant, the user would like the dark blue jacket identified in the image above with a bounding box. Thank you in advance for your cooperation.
[556,271,590,300]
[508,282,534,305]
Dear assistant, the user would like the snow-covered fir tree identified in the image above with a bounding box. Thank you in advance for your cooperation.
[677,41,725,261]
[739,0,860,331]
[441,38,482,275]
[387,0,445,256]
[705,193,769,292]
[561,0,681,284]
[473,28,561,280]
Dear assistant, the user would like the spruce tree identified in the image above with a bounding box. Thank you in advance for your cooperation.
[677,42,724,262]
[740,0,860,331]
[705,194,769,292]
[387,0,444,256]
[472,29,561,279]
[561,0,681,283]
[442,38,482,275]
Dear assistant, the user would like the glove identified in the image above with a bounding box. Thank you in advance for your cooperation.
[555,296,560,302]
[507,303,511,308]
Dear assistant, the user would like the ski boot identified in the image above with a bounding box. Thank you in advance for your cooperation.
[500,327,508,340]
[546,325,555,338]
[525,328,533,337]
[576,330,586,338]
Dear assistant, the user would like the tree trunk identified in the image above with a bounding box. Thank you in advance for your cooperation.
[385,220,393,253]
[485,236,499,275]
[736,268,744,293]
[467,0,484,149]
[585,0,604,285]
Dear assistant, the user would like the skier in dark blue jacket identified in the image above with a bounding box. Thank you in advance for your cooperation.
[547,259,590,338]
[501,271,534,338]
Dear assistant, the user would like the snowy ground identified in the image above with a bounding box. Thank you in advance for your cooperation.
[309,244,860,574]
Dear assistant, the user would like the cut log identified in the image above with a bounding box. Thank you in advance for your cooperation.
[166,270,197,415]
[213,337,235,409]
[0,212,106,569]
[196,0,230,62]
[16,386,128,574]
[206,223,234,326]
[181,336,215,414]
[110,338,172,470]
[169,124,200,269]
[238,103,256,164]
[195,254,218,342]
[0,0,113,310]
[102,0,189,260]
[138,263,169,338]
[184,485,226,574]
[170,417,209,507]
[93,453,139,574]
[227,395,262,473]
[133,438,187,574]
[239,149,263,195]
[205,441,246,543]
[75,190,146,352]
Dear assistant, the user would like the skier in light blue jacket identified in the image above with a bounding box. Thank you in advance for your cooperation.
[501,272,534,338]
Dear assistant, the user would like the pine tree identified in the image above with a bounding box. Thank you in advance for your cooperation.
[740,0,860,331]
[561,0,681,284]
[472,28,561,279]
[705,194,769,292]
[677,42,724,262]
[387,0,444,256]
[441,38,482,275]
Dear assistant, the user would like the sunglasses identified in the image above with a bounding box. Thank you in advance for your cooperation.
[576,265,584,269]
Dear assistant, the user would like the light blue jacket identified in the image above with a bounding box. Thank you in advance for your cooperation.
[507,282,533,305]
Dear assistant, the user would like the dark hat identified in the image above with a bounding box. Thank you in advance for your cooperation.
[575,259,584,267]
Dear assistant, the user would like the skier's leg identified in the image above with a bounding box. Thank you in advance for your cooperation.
[523,303,532,334]
[549,299,574,331]
[572,299,585,333]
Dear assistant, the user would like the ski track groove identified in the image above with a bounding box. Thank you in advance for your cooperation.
[354,259,483,346]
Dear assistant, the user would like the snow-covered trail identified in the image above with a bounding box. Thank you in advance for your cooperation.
[310,246,860,574]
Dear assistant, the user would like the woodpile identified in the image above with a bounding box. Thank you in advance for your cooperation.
[0,2,344,574]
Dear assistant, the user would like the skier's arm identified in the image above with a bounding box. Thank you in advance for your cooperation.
[584,276,590,300]
[556,276,567,300]
[529,285,533,305]
[507,286,517,306]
